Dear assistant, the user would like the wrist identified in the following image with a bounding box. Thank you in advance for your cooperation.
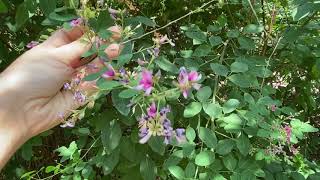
[0,75,28,169]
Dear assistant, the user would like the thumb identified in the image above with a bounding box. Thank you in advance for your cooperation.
[54,38,93,68]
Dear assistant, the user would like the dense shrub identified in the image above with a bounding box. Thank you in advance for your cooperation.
[1,0,320,179]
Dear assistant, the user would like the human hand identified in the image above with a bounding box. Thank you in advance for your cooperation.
[0,26,121,169]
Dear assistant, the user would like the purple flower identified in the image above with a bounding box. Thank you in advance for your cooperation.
[102,64,116,79]
[108,8,120,20]
[139,128,152,144]
[70,18,83,27]
[162,119,173,144]
[136,69,153,95]
[284,125,292,144]
[147,102,157,118]
[153,47,160,57]
[177,67,201,98]
[159,35,175,46]
[175,128,186,143]
[26,41,39,49]
[63,82,71,90]
[74,91,86,103]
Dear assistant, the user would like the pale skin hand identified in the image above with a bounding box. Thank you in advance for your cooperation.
[0,26,120,170]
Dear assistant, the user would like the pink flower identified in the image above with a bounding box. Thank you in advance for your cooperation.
[159,35,175,46]
[284,125,292,144]
[70,18,83,27]
[136,69,153,95]
[177,67,201,98]
[147,102,157,118]
[101,64,116,79]
[270,104,277,112]
[26,41,39,49]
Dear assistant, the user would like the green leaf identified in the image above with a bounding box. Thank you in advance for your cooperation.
[203,103,222,119]
[184,102,202,118]
[180,50,193,58]
[155,56,179,74]
[135,16,156,27]
[223,99,240,114]
[185,29,207,42]
[193,44,211,57]
[98,29,113,40]
[102,149,120,175]
[83,72,100,81]
[168,166,185,179]
[230,62,248,73]
[186,127,196,142]
[210,63,229,76]
[39,0,56,16]
[182,143,195,157]
[119,89,138,98]
[291,119,318,139]
[185,162,196,178]
[216,139,235,155]
[65,0,79,8]
[222,113,242,132]
[213,174,227,180]
[140,157,156,180]
[244,24,264,33]
[117,54,133,67]
[292,2,314,21]
[97,80,121,90]
[223,154,237,170]
[226,30,240,38]
[199,127,217,148]
[195,151,215,166]
[56,141,77,159]
[148,136,165,155]
[238,37,255,50]
[0,0,8,13]
[101,120,122,151]
[15,3,29,30]
[196,86,212,102]
[97,10,113,31]
[209,36,223,46]
[45,166,56,173]
[244,93,255,104]
[111,90,131,116]
[236,133,250,156]
[78,128,90,135]
[49,12,77,21]
[228,74,259,88]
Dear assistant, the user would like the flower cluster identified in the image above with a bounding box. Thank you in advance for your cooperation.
[138,103,186,144]
[176,67,201,98]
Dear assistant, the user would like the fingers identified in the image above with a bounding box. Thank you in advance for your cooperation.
[54,38,92,68]
[42,26,84,48]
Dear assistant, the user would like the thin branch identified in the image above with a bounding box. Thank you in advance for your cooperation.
[213,40,229,102]
[121,0,217,45]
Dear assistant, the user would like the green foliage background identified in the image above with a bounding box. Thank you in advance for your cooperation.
[0,0,320,179]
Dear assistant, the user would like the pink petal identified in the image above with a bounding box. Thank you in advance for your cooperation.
[188,71,199,81]
[145,87,153,95]
[139,133,152,144]
[183,90,188,99]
